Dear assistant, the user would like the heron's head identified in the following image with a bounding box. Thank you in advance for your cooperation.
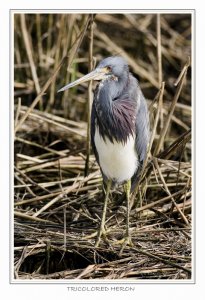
[96,56,129,79]
[58,56,129,92]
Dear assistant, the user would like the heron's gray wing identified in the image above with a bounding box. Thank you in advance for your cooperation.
[135,93,150,165]
[131,93,149,191]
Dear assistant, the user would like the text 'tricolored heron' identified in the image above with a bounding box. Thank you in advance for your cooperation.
[58,56,149,249]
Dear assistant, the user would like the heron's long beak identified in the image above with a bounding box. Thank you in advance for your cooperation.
[57,68,106,93]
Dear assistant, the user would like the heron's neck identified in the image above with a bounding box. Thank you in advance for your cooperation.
[95,77,123,118]
[96,73,128,108]
[94,73,136,143]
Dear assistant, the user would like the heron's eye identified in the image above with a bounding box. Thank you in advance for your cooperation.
[106,66,112,73]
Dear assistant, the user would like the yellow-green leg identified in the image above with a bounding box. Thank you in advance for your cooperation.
[125,179,131,239]
[119,179,133,254]
[95,180,112,247]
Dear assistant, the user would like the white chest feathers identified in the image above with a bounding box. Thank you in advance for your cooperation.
[94,128,139,183]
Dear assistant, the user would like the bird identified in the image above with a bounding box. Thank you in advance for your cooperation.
[58,56,149,250]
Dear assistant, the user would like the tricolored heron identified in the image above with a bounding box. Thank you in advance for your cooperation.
[58,56,149,249]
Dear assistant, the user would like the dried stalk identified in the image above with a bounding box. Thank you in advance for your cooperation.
[154,57,190,155]
[20,14,42,108]
[85,15,94,177]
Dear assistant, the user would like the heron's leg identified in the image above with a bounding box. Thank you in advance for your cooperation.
[95,179,112,247]
[117,179,133,254]
[125,179,131,240]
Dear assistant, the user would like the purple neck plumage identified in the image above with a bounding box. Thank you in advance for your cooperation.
[94,72,137,144]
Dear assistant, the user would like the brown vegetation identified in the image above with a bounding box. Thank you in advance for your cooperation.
[14,13,192,280]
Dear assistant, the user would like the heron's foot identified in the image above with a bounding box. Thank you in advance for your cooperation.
[84,229,109,247]
[95,227,106,248]
[115,235,133,255]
